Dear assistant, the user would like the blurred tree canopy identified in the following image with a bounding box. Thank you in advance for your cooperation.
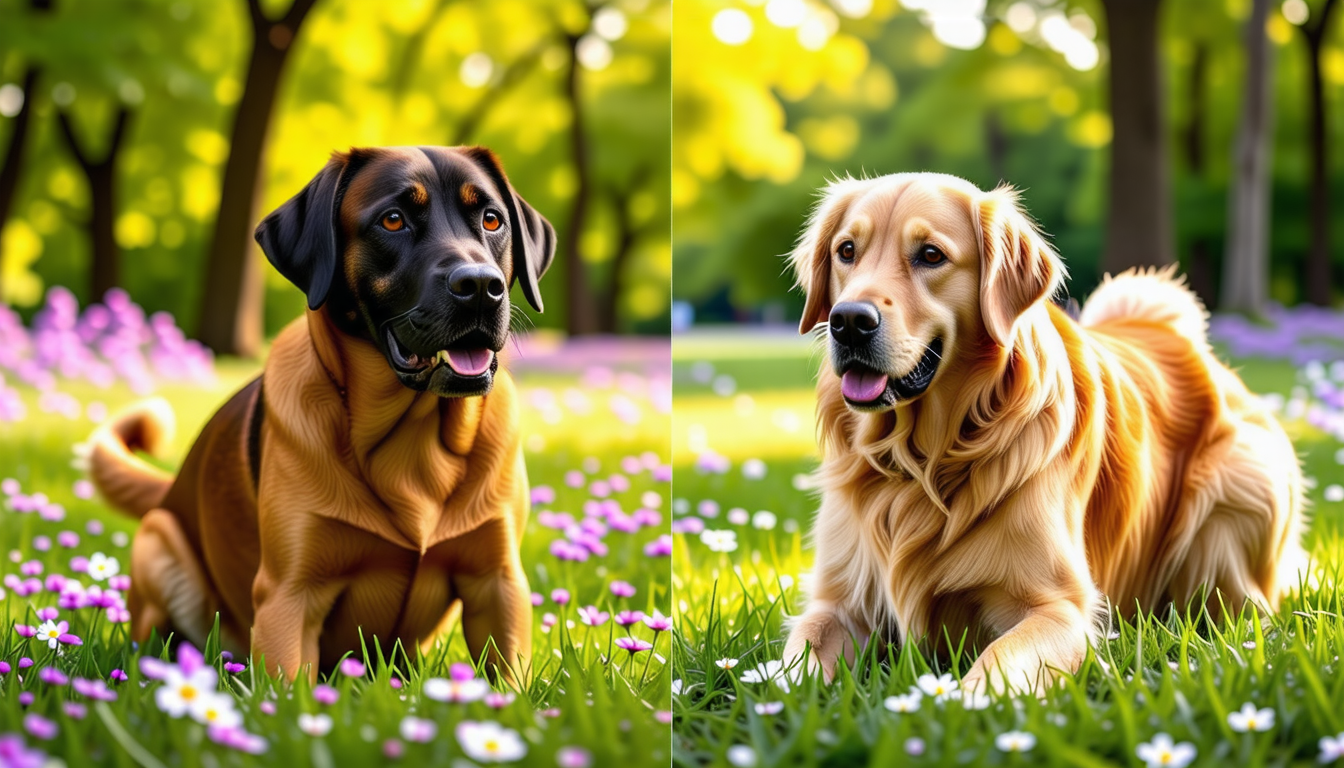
[0,0,671,346]
[673,0,1344,323]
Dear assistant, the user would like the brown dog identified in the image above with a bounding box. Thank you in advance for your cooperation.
[783,173,1305,695]
[88,146,554,681]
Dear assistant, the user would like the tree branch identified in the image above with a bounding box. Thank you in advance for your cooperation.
[283,0,320,29]
[55,110,91,170]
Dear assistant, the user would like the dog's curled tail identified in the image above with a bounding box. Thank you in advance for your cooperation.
[86,398,176,518]
[1078,265,1209,349]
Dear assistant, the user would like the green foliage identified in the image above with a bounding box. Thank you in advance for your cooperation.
[0,0,670,334]
[672,0,1344,321]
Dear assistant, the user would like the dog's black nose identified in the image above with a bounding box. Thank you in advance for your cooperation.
[829,302,880,347]
[448,264,506,312]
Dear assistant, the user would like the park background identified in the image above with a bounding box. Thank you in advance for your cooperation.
[671,1,1344,767]
[1,2,674,767]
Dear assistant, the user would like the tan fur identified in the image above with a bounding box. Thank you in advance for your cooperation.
[460,182,479,206]
[783,173,1305,695]
[91,313,532,682]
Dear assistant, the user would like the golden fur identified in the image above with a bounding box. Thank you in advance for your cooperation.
[783,173,1305,694]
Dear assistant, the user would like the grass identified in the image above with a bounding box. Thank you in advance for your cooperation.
[670,331,1344,768]
[1,353,672,767]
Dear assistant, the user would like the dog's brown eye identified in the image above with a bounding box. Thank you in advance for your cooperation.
[918,245,946,265]
[482,211,502,232]
[381,212,404,232]
[837,241,855,262]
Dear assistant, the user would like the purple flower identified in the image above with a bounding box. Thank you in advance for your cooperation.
[110,668,127,682]
[15,625,35,638]
[449,662,476,682]
[224,662,246,674]
[18,691,34,706]
[259,701,277,715]
[19,561,42,577]
[0,661,10,674]
[644,535,673,557]
[389,677,403,690]
[73,677,118,701]
[383,739,405,759]
[39,667,69,686]
[139,657,173,680]
[0,734,46,768]
[610,581,636,598]
[399,716,437,743]
[43,574,66,592]
[578,606,609,627]
[484,691,515,708]
[35,607,57,622]
[557,746,593,768]
[23,714,57,740]
[531,592,544,607]
[56,531,79,548]
[642,611,672,632]
[615,610,645,626]
[531,485,556,505]
[313,684,339,705]
[73,479,95,499]
[551,588,571,605]
[339,658,366,678]
[614,637,653,654]
[69,556,88,573]
[63,701,88,719]
[108,574,130,591]
[209,725,268,754]
[18,657,33,669]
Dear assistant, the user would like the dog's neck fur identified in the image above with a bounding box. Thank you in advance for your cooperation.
[306,308,485,460]
[819,303,1077,541]
[260,310,506,551]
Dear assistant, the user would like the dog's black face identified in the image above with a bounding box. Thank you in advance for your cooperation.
[254,146,554,397]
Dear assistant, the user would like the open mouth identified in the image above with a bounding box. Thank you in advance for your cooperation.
[839,338,943,408]
[389,324,499,387]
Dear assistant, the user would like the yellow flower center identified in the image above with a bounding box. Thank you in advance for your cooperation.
[485,739,500,753]
[182,685,197,701]
[1160,751,1173,765]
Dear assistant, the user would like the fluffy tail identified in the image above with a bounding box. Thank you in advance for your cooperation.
[86,398,176,518]
[1078,265,1210,348]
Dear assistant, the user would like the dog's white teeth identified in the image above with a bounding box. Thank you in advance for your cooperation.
[435,349,450,365]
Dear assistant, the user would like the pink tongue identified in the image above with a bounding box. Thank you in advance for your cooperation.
[445,349,493,376]
[841,369,889,402]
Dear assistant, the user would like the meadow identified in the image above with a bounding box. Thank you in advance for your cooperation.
[0,291,673,767]
[671,318,1344,768]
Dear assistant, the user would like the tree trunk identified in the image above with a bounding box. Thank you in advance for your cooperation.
[0,67,40,299]
[1183,42,1216,309]
[56,107,130,301]
[1302,0,1339,305]
[1100,0,1173,274]
[1221,0,1275,314]
[561,32,599,336]
[197,0,318,356]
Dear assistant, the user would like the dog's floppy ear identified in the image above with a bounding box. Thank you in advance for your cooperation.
[463,146,555,313]
[254,152,355,311]
[788,179,865,335]
[974,186,1065,348]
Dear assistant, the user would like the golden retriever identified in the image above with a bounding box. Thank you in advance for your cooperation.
[782,172,1305,695]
